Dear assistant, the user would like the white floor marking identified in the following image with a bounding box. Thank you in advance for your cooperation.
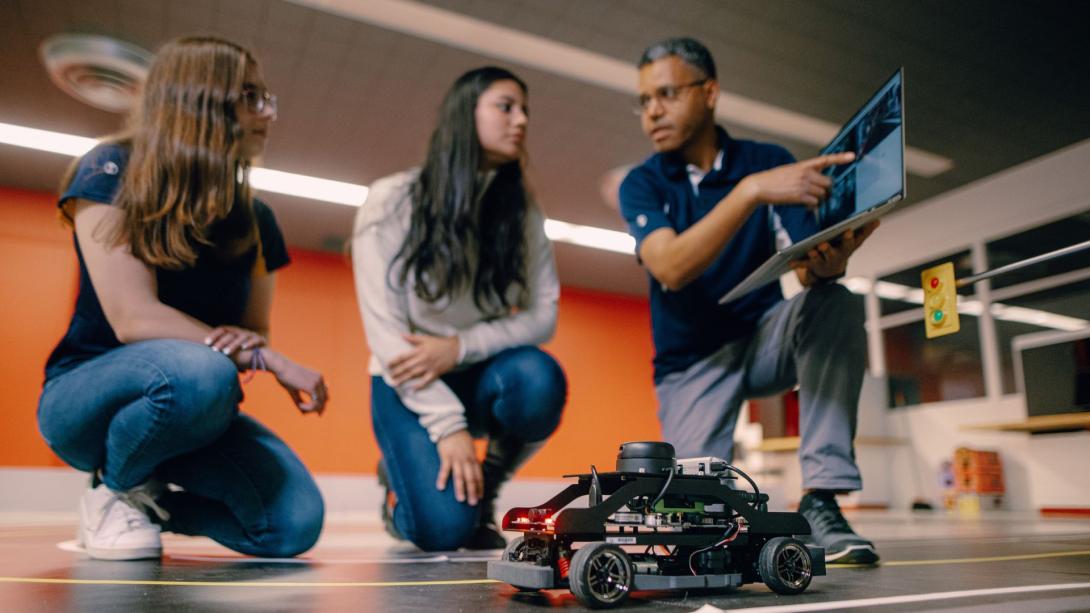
[55,539,501,564]
[714,582,1090,612]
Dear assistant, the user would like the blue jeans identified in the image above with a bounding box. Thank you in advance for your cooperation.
[372,346,566,551]
[37,339,324,558]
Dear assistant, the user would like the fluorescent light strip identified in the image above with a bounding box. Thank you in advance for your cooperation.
[0,122,97,156]
[0,121,373,206]
[1,121,635,253]
[989,303,1087,332]
[848,276,1088,331]
[543,219,635,254]
[291,0,954,177]
[249,168,369,206]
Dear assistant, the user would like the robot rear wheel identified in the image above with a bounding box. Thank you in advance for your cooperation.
[758,536,813,595]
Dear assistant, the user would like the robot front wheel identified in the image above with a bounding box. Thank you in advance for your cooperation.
[758,536,813,595]
[569,542,635,609]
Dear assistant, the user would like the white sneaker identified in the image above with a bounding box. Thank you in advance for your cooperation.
[79,482,164,560]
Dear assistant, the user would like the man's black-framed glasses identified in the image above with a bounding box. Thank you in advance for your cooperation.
[633,79,709,115]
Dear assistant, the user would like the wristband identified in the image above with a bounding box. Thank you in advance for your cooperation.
[240,347,267,383]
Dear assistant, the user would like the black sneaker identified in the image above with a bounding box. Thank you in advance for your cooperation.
[463,521,507,550]
[463,499,507,550]
[377,461,404,541]
[798,492,879,565]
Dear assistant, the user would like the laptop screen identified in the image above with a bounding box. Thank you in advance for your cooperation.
[817,69,905,230]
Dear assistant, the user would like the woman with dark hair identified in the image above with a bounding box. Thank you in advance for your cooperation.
[352,66,566,551]
[36,36,327,560]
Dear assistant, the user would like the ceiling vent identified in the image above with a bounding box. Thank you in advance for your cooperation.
[39,34,152,114]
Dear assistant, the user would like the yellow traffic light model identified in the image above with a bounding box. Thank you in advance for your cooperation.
[921,262,960,338]
[917,239,1090,339]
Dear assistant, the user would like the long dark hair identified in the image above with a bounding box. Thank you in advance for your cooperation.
[394,66,531,311]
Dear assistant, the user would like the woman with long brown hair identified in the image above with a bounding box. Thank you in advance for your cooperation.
[36,35,327,560]
[352,67,566,551]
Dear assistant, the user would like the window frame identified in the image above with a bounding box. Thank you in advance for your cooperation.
[860,214,1090,409]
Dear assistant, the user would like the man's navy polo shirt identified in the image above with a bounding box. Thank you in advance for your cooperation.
[619,127,817,382]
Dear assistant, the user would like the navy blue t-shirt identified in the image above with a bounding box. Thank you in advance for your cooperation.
[44,143,291,381]
[619,127,817,382]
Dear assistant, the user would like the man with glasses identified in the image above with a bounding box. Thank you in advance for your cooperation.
[618,37,880,564]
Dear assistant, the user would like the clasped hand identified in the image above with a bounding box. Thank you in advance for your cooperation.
[388,334,460,390]
[267,352,329,416]
[204,325,266,355]
[207,326,328,416]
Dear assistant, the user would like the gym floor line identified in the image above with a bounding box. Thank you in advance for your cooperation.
[2,547,1089,588]
[2,512,1089,612]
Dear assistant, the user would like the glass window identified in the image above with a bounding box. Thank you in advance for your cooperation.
[996,319,1053,394]
[878,250,975,316]
[995,279,1090,393]
[1000,278,1090,320]
[884,314,985,408]
[986,211,1090,290]
[879,298,915,317]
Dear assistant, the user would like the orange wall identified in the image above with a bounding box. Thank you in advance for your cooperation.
[0,186,661,478]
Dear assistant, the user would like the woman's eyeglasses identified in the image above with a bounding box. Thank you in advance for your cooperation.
[241,88,278,117]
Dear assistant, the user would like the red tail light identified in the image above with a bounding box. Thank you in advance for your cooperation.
[501,508,531,530]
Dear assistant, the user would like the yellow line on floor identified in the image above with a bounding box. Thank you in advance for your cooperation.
[0,577,501,588]
[832,549,1090,568]
[2,549,1088,588]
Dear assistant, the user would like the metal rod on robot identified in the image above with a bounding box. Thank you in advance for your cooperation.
[954,239,1090,289]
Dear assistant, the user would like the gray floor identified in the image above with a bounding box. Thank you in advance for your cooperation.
[2,510,1090,612]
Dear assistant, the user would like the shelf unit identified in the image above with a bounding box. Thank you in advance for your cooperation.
[753,436,908,453]
[960,412,1090,433]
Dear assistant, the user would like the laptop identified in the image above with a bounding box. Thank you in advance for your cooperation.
[719,68,906,305]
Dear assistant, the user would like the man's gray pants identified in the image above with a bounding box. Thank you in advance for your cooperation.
[655,283,866,491]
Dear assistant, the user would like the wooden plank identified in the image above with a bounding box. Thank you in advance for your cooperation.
[754,436,909,452]
[961,413,1090,433]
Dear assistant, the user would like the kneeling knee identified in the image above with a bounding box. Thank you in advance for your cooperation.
[504,355,566,438]
[806,283,863,323]
[255,496,325,558]
[405,513,476,552]
[167,342,242,402]
[153,342,241,431]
